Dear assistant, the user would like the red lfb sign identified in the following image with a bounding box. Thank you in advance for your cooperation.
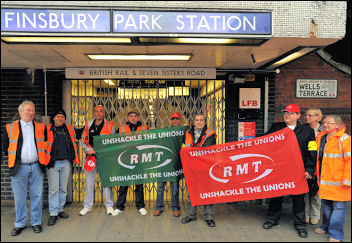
[180,128,308,206]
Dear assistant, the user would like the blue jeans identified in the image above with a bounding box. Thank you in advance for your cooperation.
[156,181,180,212]
[47,160,71,216]
[319,199,347,241]
[11,163,44,227]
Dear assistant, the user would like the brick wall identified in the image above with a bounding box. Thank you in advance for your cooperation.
[273,52,351,133]
[1,69,64,204]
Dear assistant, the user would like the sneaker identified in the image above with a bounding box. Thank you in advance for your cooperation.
[79,207,92,216]
[106,206,114,215]
[329,238,341,242]
[111,209,123,216]
[139,208,147,216]
[306,217,310,223]
[173,210,180,217]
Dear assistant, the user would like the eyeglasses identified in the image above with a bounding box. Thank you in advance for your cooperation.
[305,114,316,117]
[283,111,298,115]
[322,122,337,125]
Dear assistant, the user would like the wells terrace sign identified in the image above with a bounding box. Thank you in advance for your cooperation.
[93,126,187,187]
[1,9,271,35]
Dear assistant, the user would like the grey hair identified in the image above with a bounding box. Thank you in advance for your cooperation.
[324,115,345,129]
[18,100,35,113]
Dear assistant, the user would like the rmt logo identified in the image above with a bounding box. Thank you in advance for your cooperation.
[209,154,274,184]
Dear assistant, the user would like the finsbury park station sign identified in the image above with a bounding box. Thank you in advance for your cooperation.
[1,9,271,35]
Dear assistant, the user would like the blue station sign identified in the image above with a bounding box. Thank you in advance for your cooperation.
[113,11,271,35]
[1,9,271,35]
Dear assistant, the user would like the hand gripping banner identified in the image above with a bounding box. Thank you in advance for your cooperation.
[94,126,187,187]
[180,128,309,206]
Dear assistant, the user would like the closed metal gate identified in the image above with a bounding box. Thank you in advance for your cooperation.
[70,79,225,204]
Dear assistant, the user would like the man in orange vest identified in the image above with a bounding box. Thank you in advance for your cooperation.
[3,100,46,236]
[45,109,79,226]
[112,111,148,216]
[181,113,217,227]
[79,105,116,216]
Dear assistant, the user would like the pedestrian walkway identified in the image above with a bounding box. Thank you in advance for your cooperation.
[1,201,350,242]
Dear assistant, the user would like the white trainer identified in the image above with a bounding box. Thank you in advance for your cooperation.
[106,206,114,215]
[111,209,123,216]
[79,207,92,216]
[139,208,147,216]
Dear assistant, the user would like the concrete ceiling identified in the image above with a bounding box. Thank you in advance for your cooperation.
[1,37,340,70]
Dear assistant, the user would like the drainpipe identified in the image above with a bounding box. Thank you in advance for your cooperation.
[42,66,51,125]
[264,77,269,133]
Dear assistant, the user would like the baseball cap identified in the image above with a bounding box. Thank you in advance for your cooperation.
[281,104,300,113]
[171,112,181,119]
[84,155,96,172]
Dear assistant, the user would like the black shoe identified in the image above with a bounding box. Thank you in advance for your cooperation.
[181,216,197,224]
[11,227,25,236]
[263,221,277,229]
[32,225,42,233]
[58,211,69,219]
[47,216,58,226]
[205,219,216,227]
[297,229,308,238]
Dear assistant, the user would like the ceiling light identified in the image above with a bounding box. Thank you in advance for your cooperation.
[1,36,131,43]
[87,54,191,61]
[139,37,266,45]
[266,47,317,69]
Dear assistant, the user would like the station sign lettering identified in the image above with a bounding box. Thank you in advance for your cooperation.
[1,9,110,32]
[2,9,271,35]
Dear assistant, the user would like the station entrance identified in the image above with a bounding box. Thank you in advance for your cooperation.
[70,79,226,203]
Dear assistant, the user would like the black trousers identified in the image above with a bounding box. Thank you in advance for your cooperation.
[266,194,307,230]
[115,184,145,210]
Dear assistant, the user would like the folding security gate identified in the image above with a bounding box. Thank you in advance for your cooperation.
[70,79,226,204]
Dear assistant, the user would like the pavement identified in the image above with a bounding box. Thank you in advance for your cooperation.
[1,201,351,242]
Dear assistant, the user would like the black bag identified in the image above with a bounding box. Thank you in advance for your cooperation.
[307,175,319,193]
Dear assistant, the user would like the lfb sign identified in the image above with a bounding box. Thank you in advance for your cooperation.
[239,88,261,109]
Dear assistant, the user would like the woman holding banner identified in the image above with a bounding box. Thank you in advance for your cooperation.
[315,115,351,242]
[181,113,217,227]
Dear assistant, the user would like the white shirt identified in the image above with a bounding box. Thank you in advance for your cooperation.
[20,120,38,163]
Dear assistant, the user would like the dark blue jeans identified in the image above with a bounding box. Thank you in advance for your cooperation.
[319,199,347,241]
[155,181,180,212]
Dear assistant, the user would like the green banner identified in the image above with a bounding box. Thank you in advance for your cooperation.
[94,126,187,187]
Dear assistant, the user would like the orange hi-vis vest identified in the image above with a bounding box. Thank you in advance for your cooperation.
[316,128,351,201]
[5,120,46,167]
[184,128,216,147]
[82,120,114,148]
[118,124,148,135]
[45,123,79,165]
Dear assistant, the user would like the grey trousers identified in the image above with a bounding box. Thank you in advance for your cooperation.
[186,193,213,220]
[83,163,113,208]
[304,192,321,220]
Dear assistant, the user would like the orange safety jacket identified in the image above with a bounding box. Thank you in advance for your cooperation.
[184,128,216,147]
[118,124,148,134]
[316,128,351,201]
[45,123,79,165]
[5,120,46,167]
[82,120,114,148]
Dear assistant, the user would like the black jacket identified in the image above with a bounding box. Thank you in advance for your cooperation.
[2,120,46,176]
[184,125,216,147]
[44,123,76,169]
[264,122,317,177]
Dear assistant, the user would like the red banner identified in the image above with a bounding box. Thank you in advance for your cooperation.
[180,128,308,206]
